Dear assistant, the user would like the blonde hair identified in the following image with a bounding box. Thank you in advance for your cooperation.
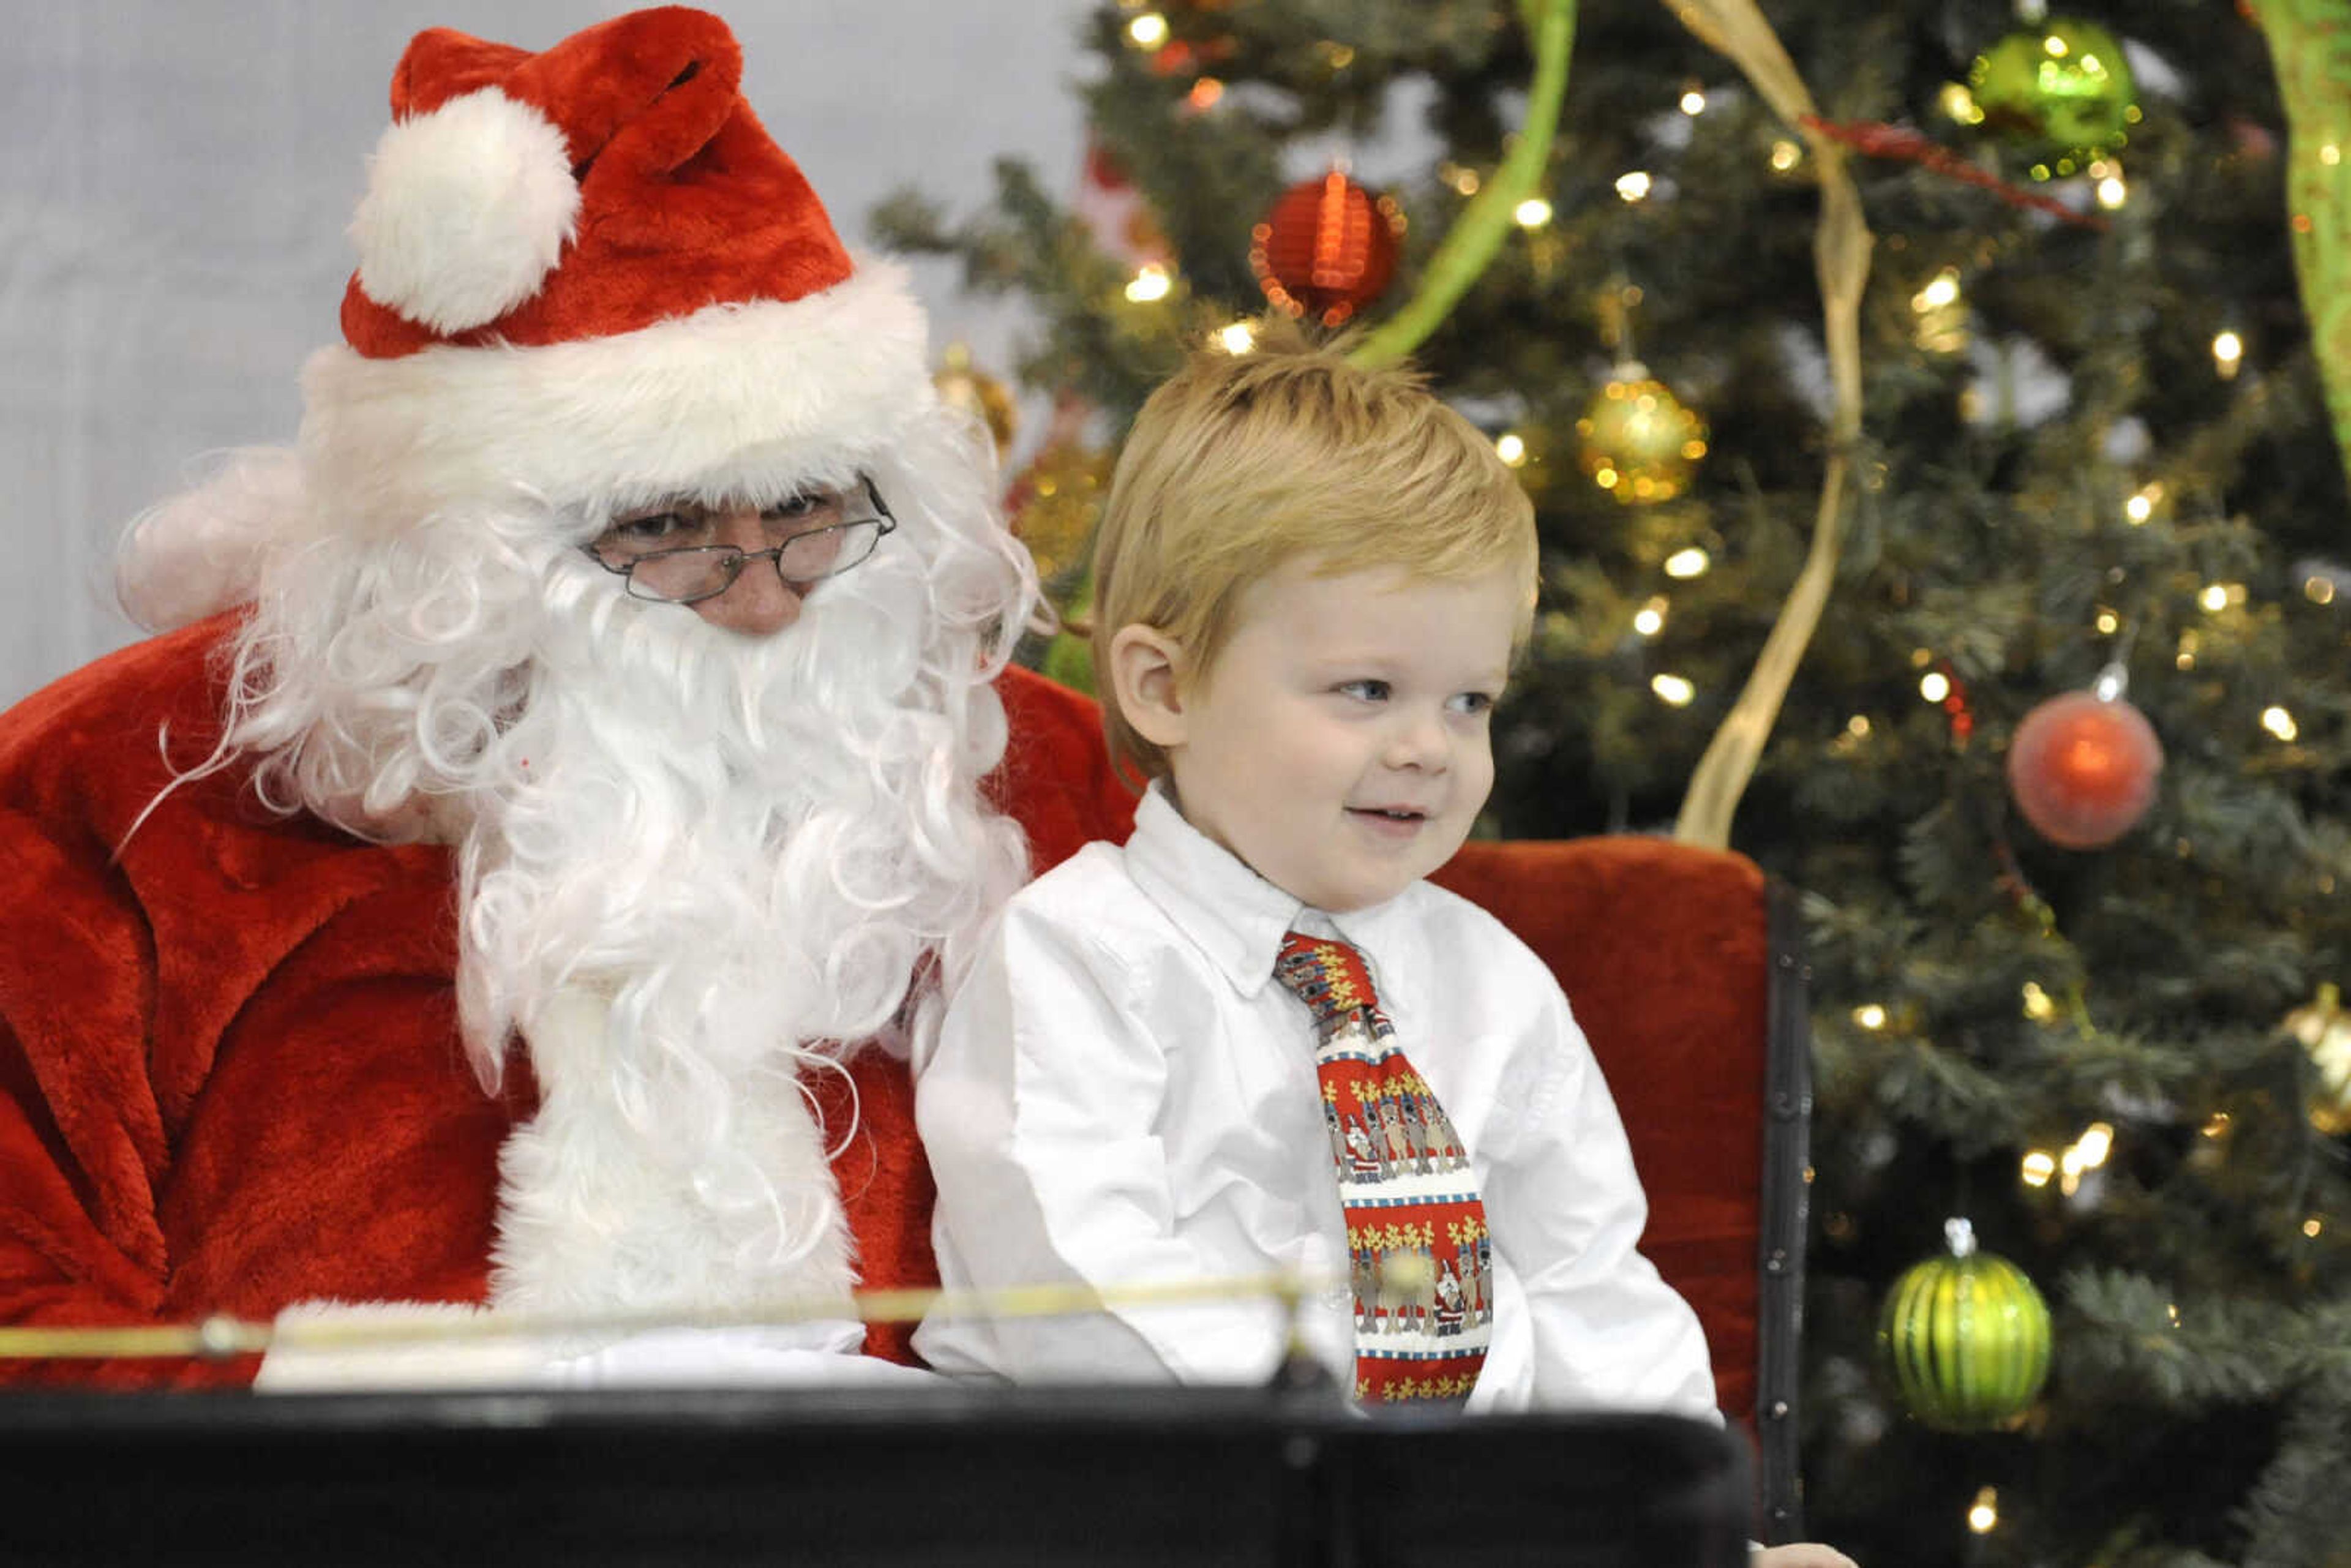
[1092,319,1537,779]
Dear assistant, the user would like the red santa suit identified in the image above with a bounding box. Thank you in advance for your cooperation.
[0,9,1154,1389]
[0,613,1134,1387]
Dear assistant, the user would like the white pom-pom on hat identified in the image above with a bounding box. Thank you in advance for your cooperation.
[350,87,580,335]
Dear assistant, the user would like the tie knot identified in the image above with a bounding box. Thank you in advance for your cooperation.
[1275,931,1387,1040]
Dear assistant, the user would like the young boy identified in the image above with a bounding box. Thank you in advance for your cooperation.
[913,329,1851,1564]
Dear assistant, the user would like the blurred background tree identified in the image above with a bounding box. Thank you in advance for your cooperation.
[878,1,2351,1561]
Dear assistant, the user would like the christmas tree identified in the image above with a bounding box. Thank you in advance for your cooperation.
[876,1,2351,1562]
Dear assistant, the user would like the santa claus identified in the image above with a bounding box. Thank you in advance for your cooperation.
[0,7,1133,1388]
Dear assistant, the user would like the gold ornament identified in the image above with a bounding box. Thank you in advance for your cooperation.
[1007,440,1114,591]
[933,342,1019,463]
[2284,983,2351,1135]
[1576,363,1708,504]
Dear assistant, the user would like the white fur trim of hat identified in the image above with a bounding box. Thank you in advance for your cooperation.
[299,260,934,532]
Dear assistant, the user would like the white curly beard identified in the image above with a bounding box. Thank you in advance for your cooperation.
[152,410,1037,1325]
[475,535,1018,1319]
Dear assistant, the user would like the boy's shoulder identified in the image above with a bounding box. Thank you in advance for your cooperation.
[1013,835,1133,902]
[990,836,1223,997]
[1392,875,1556,983]
[999,836,1160,940]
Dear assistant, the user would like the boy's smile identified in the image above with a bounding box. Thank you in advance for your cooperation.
[1151,555,1520,913]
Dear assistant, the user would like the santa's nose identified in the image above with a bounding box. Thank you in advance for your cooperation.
[691,506,805,637]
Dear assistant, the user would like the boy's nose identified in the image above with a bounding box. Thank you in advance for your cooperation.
[1382,710,1451,772]
[691,506,804,638]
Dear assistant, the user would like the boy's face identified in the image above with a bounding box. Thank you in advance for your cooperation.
[1159,556,1518,913]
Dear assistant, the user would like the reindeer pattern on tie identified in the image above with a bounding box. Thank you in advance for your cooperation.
[1277,932,1493,1405]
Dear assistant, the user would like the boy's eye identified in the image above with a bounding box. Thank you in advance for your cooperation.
[1449,691,1497,718]
[1337,679,1392,702]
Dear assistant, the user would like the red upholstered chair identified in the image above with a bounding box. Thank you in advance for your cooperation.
[1431,836,1812,1544]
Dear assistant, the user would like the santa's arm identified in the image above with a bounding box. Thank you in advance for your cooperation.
[991,665,1138,871]
[0,621,512,1389]
[0,801,257,1388]
[0,1122,251,1388]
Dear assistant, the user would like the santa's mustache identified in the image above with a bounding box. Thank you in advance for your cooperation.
[459,547,988,1082]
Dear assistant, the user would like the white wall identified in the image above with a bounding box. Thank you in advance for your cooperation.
[0,1,1094,705]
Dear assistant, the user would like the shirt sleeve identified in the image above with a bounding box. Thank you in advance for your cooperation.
[913,892,1288,1385]
[1479,973,1721,1420]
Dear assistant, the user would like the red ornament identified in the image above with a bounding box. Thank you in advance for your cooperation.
[2005,688,2164,849]
[1250,171,1404,326]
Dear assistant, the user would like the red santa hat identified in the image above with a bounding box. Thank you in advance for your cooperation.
[299,6,931,530]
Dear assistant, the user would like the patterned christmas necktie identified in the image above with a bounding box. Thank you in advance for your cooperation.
[1273,930,1491,1406]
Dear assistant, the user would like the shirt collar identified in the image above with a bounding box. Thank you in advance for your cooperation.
[1122,781,1408,997]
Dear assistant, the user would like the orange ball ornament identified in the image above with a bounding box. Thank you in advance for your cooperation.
[2005,683,2164,849]
[1250,171,1404,327]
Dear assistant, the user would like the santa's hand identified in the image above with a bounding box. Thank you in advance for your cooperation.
[1752,1544,1859,1568]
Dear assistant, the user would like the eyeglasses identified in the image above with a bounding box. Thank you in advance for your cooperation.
[585,478,898,606]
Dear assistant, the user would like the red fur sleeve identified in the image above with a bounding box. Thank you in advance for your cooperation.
[0,618,524,1387]
[990,664,1138,874]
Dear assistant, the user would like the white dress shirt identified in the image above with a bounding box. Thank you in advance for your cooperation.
[913,784,1719,1418]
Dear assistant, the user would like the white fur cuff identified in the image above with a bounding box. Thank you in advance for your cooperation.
[253,1299,546,1391]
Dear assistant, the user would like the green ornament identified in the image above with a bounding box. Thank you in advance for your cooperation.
[1969,18,2141,179]
[1877,1218,2053,1432]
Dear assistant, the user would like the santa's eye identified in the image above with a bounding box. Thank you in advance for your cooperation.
[601,511,709,554]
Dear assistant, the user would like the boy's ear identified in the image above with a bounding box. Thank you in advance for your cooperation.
[1108,624,1189,748]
